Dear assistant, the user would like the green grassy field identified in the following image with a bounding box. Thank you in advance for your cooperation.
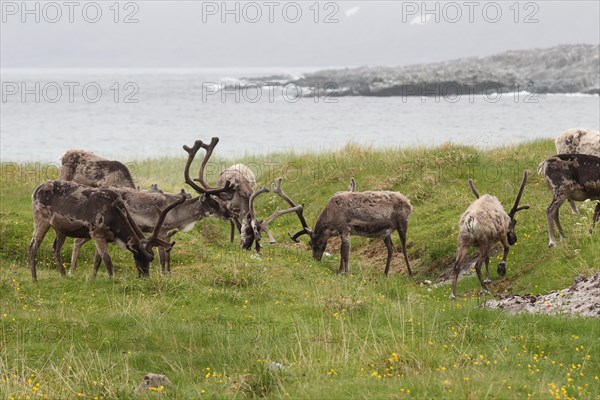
[1,140,598,399]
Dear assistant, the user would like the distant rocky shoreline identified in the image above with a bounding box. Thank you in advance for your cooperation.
[236,44,600,97]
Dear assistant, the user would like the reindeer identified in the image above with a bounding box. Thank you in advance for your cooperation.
[61,150,228,274]
[183,137,265,245]
[28,180,184,282]
[60,149,136,188]
[554,128,600,214]
[450,171,530,299]
[240,179,305,252]
[538,154,600,247]
[275,178,413,276]
[69,184,232,274]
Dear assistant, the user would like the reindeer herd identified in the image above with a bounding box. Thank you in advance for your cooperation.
[28,129,600,298]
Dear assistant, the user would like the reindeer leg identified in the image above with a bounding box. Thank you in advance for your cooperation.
[92,251,102,276]
[338,235,351,274]
[52,233,67,276]
[546,196,565,247]
[483,256,491,284]
[568,199,579,215]
[158,246,167,274]
[474,255,488,295]
[92,238,114,278]
[498,239,510,277]
[70,237,89,275]
[554,207,566,239]
[229,220,236,243]
[398,222,412,277]
[383,236,393,276]
[165,248,172,273]
[588,202,600,233]
[28,220,51,282]
[451,245,468,299]
[230,218,242,243]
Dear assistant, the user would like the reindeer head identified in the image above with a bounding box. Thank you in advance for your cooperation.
[241,181,304,252]
[114,194,186,276]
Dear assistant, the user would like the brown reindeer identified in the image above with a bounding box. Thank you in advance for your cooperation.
[29,180,184,282]
[538,154,600,247]
[450,171,530,299]
[62,150,230,274]
[554,128,600,214]
[69,185,232,274]
[276,178,413,276]
[183,137,265,245]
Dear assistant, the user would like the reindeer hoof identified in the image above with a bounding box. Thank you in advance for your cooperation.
[497,262,506,277]
[449,293,456,300]
[484,278,492,285]
[548,241,557,248]
[479,289,490,296]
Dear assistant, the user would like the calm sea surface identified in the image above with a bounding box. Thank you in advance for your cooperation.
[1,69,599,162]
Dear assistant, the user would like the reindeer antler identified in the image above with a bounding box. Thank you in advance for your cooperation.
[509,170,530,218]
[183,138,234,195]
[197,137,220,189]
[149,193,187,247]
[468,179,480,199]
[271,177,313,242]
[248,187,270,242]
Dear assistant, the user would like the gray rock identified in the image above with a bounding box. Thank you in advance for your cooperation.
[134,373,172,393]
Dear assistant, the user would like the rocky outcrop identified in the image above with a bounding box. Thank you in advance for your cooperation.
[243,44,599,96]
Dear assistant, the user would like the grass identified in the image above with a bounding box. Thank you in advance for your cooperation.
[1,140,598,399]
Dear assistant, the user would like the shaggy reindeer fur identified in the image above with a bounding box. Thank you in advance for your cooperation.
[60,150,136,188]
[287,189,413,276]
[451,172,529,299]
[555,128,600,156]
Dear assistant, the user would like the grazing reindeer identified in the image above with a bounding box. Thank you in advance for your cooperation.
[69,184,232,274]
[29,180,184,282]
[277,179,413,276]
[183,137,260,245]
[554,128,600,214]
[60,149,136,188]
[450,171,530,299]
[240,179,304,252]
[538,154,600,247]
[61,150,223,274]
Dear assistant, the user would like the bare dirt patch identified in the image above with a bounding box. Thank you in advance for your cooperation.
[483,273,600,317]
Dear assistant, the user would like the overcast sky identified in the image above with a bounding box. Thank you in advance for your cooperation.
[1,1,599,69]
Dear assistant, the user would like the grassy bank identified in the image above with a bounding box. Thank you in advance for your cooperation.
[1,140,598,399]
